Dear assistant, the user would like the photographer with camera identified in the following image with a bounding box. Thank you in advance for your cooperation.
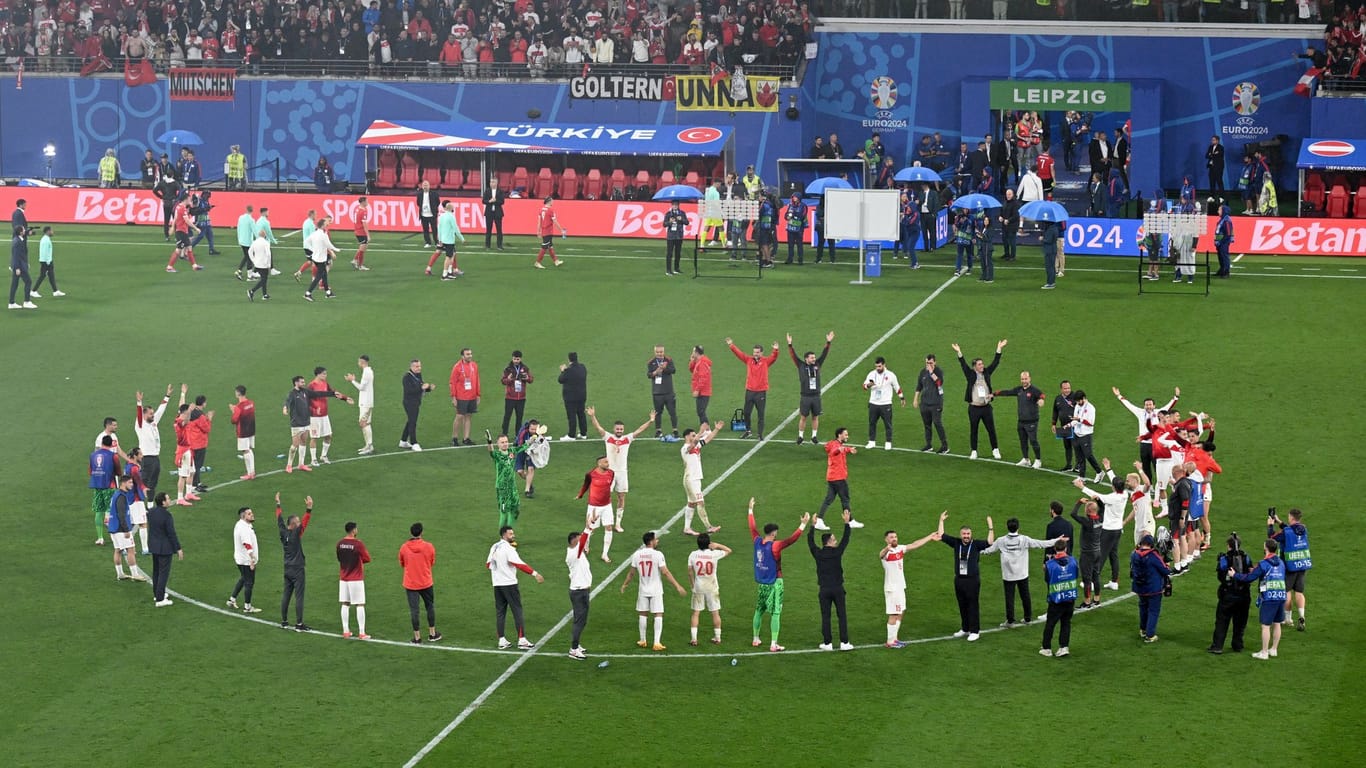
[1268,507,1311,632]
[1208,532,1252,654]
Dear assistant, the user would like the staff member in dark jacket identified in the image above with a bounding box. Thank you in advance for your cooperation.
[808,510,853,650]
[415,179,441,247]
[788,332,831,445]
[10,226,34,309]
[400,359,436,451]
[558,352,588,440]
[1044,500,1074,560]
[483,178,507,250]
[1209,532,1252,654]
[920,184,939,253]
[1131,533,1171,643]
[1205,136,1226,194]
[912,353,948,453]
[994,370,1046,467]
[951,339,1006,460]
[146,492,184,607]
[999,188,1021,262]
[935,510,995,641]
[646,345,678,438]
[1051,380,1077,471]
[277,492,313,632]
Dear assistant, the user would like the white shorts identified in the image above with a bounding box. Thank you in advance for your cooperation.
[339,580,367,604]
[309,415,332,438]
[636,593,664,614]
[684,477,703,504]
[178,450,195,477]
[690,588,721,612]
[1134,512,1156,545]
[237,436,255,451]
[885,588,907,616]
[611,471,629,493]
[1155,459,1174,492]
[129,501,148,525]
[1203,483,1212,503]
[291,425,310,439]
[587,504,613,528]
[358,406,373,423]
[111,531,135,550]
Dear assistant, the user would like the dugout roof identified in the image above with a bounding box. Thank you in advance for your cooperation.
[1296,138,1366,173]
[356,121,733,158]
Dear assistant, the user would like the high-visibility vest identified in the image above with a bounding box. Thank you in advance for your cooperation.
[226,152,246,179]
[99,156,118,182]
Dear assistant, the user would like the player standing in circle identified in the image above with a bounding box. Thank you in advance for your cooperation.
[430,201,466,279]
[336,521,371,639]
[487,525,544,650]
[227,506,262,613]
[533,196,567,268]
[345,355,375,455]
[576,455,615,558]
[302,217,338,301]
[565,521,595,659]
[620,531,687,651]
[815,427,865,530]
[165,194,201,272]
[587,405,656,543]
[488,432,530,529]
[401,522,441,644]
[863,356,905,450]
[231,385,256,480]
[749,499,807,652]
[306,367,354,466]
[688,532,731,646]
[350,197,370,271]
[681,420,725,536]
[880,527,941,648]
[789,331,833,445]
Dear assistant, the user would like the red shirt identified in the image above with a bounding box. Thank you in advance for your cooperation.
[1036,153,1054,181]
[577,468,614,507]
[449,359,481,400]
[308,379,332,417]
[729,344,779,392]
[825,440,852,481]
[689,354,713,396]
[399,538,436,590]
[336,536,371,581]
[231,398,256,438]
[173,202,191,233]
[538,206,557,236]
[353,206,368,235]
[185,411,211,450]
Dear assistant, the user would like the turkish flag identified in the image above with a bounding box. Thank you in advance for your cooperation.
[708,61,728,86]
[1294,67,1323,98]
[125,58,157,87]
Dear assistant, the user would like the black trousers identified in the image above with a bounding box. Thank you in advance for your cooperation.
[694,395,710,425]
[967,404,998,451]
[954,575,981,633]
[501,399,526,437]
[420,215,437,244]
[1074,433,1102,474]
[485,216,504,248]
[818,586,849,645]
[1003,578,1032,623]
[142,455,162,500]
[814,228,836,261]
[237,245,252,271]
[569,588,590,648]
[401,400,421,444]
[407,587,436,631]
[653,393,678,431]
[1208,166,1225,193]
[920,405,947,449]
[1210,594,1250,651]
[1140,441,1155,484]
[191,447,206,487]
[1079,549,1101,597]
[785,239,804,264]
[282,567,305,623]
[1060,434,1076,468]
[494,584,524,637]
[9,268,31,304]
[819,479,850,518]
[306,262,330,293]
[33,262,58,291]
[1017,420,1041,460]
[1098,528,1123,583]
[232,562,255,603]
[163,203,175,237]
[250,268,270,297]
[868,403,893,442]
[563,398,586,437]
[151,553,173,601]
[1042,600,1074,648]
[742,390,766,436]
[666,238,683,272]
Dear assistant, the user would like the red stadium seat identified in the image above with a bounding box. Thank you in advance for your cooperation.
[582,169,603,200]
[422,163,442,189]
[1327,185,1349,218]
[534,167,555,199]
[1303,172,1326,211]
[659,170,676,187]
[460,169,480,191]
[441,165,462,190]
[496,169,513,192]
[377,150,399,189]
[399,153,419,187]
[609,169,627,199]
[559,168,579,200]
[512,167,530,195]
[684,171,701,191]
[1355,184,1366,218]
[634,169,653,196]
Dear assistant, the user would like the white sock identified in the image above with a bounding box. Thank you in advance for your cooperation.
[362,425,373,447]
[342,606,350,633]
[321,442,331,459]
[115,564,126,578]
[297,445,308,466]
[132,564,147,579]
[887,623,897,643]
[602,530,613,558]
[811,431,818,441]
[1298,606,1304,619]
[690,625,698,642]
[713,626,722,641]
[138,527,149,551]
[653,616,663,645]
[638,615,647,643]
[309,445,318,462]
[244,449,255,475]
[684,507,695,531]
[357,605,366,634]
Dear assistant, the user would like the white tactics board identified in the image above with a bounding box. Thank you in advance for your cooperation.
[823,189,901,241]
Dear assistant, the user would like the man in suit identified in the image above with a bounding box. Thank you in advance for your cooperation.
[968,141,989,195]
[483,178,507,250]
[146,492,184,607]
[416,179,441,247]
[985,133,1009,192]
[1205,136,1226,194]
[1114,129,1130,191]
[1088,130,1111,179]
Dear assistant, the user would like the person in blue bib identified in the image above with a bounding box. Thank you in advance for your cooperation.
[1230,538,1287,660]
[748,498,807,653]
[1040,540,1078,658]
[1268,508,1311,632]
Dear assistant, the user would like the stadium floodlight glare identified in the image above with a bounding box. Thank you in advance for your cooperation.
[43,143,57,158]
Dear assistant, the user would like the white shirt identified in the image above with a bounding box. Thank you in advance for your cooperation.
[864,369,901,406]
[1082,485,1128,530]
[135,399,168,456]
[95,430,120,451]
[681,441,704,480]
[486,539,530,586]
[421,196,432,217]
[247,238,272,269]
[882,544,909,591]
[630,547,666,597]
[233,518,259,565]
[1017,172,1043,202]
[604,433,634,473]
[306,230,336,263]
[1131,487,1154,529]
[1117,396,1176,439]
[351,366,374,408]
[566,533,592,590]
[688,548,726,592]
[1071,401,1096,437]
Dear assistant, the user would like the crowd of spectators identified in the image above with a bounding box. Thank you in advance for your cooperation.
[1318,6,1366,86]
[0,0,815,78]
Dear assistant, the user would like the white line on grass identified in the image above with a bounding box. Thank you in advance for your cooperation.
[400,274,963,767]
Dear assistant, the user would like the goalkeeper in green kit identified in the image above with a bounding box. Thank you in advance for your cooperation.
[488,431,530,529]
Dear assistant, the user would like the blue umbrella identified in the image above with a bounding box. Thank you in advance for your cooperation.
[803,177,852,198]
[894,166,940,183]
[652,184,704,201]
[157,130,204,146]
[950,193,1002,210]
[1018,200,1069,222]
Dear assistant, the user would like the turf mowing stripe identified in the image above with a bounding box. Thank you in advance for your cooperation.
[400,274,963,767]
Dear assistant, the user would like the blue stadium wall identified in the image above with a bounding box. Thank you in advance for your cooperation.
[0,27,1314,192]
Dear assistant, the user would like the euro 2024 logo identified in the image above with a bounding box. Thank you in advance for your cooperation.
[865,75,909,130]
[1232,82,1260,116]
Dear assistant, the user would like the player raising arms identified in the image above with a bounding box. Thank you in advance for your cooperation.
[576,455,616,562]
[880,528,941,647]
[681,420,726,536]
[749,498,808,652]
[586,406,656,539]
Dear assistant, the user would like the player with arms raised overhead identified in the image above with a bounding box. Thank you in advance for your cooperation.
[687,532,732,646]
[748,498,808,652]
